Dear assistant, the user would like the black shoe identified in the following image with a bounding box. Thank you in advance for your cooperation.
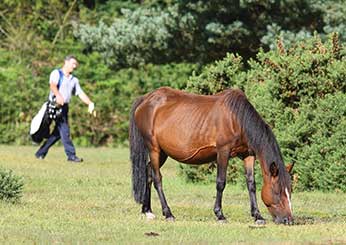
[35,154,45,160]
[67,156,83,163]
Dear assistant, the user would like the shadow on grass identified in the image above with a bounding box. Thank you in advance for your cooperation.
[294,214,346,225]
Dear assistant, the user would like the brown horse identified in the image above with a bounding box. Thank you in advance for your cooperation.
[129,87,294,225]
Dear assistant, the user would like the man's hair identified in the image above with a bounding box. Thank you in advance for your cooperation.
[64,55,78,62]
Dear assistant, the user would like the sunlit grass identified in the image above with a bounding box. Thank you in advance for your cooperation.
[0,145,345,243]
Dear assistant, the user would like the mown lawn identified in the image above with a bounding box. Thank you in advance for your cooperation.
[0,145,345,244]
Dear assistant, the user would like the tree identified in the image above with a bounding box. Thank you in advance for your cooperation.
[75,0,326,68]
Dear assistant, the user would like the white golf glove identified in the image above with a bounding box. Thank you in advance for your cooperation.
[88,102,95,114]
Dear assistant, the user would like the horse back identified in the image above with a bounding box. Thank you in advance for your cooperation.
[134,86,223,132]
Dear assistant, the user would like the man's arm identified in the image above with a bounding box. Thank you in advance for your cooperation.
[50,82,64,105]
[79,92,92,105]
[79,92,95,114]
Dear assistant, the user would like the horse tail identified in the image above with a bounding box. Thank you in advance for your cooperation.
[129,96,148,204]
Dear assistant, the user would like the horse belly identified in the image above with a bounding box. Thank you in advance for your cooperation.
[158,140,217,164]
[180,147,217,164]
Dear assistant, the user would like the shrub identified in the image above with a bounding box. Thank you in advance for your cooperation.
[293,92,346,191]
[245,34,346,191]
[0,168,24,202]
[0,49,47,145]
[186,53,246,94]
[179,34,346,192]
[247,34,346,109]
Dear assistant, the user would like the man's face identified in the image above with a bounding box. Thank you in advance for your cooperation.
[65,58,78,73]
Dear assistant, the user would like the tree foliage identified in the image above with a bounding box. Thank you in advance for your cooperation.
[75,7,177,68]
[75,0,336,67]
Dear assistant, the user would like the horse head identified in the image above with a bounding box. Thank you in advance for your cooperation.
[261,162,294,225]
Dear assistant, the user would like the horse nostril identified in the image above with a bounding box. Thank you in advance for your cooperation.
[283,218,288,224]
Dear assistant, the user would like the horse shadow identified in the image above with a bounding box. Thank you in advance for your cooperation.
[293,214,345,225]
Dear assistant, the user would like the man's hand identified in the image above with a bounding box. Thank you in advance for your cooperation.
[88,102,95,114]
[50,82,64,106]
[56,94,64,106]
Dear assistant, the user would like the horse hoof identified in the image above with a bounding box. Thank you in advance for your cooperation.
[217,219,228,224]
[255,219,266,225]
[145,212,156,220]
[166,216,175,222]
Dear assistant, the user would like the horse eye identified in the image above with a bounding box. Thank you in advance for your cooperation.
[264,203,271,208]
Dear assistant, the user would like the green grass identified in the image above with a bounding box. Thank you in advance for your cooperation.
[0,145,346,244]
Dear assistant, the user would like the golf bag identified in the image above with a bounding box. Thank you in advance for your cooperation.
[29,69,64,143]
[29,98,63,143]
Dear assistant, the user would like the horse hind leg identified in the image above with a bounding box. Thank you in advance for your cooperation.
[243,156,265,225]
[141,163,155,220]
[150,150,174,221]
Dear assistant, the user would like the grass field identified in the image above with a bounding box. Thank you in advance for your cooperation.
[0,145,346,244]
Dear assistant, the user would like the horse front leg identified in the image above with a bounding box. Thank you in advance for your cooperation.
[214,149,229,222]
[150,150,174,221]
[243,156,265,225]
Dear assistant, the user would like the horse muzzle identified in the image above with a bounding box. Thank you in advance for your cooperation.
[274,215,294,225]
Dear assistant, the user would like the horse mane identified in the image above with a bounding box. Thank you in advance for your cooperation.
[223,89,290,189]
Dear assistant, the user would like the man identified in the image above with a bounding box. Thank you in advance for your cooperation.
[35,55,94,162]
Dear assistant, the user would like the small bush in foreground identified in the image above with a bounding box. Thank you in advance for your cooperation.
[0,168,24,202]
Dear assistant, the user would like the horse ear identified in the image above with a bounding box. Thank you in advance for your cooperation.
[270,162,279,177]
[286,163,294,174]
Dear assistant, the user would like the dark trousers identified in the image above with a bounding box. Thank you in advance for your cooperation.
[36,104,76,158]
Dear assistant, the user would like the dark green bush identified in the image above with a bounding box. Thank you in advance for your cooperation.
[180,34,346,192]
[186,53,246,94]
[0,49,47,145]
[247,34,346,109]
[0,168,24,202]
[293,92,346,191]
[246,34,346,192]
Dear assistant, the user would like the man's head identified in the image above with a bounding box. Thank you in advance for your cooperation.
[63,55,78,73]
